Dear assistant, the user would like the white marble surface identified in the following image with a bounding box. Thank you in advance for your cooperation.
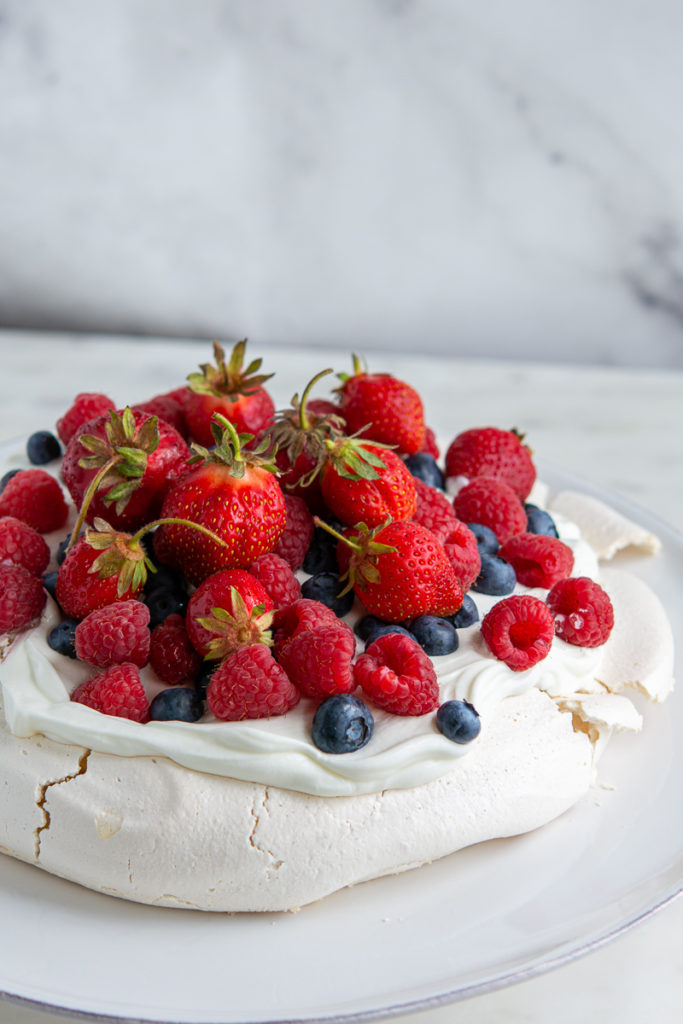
[0,330,681,1023]
[2,2,683,366]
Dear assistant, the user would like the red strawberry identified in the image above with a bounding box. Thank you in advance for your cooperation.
[320,438,417,528]
[184,339,275,447]
[185,568,274,659]
[133,386,190,439]
[55,524,152,620]
[270,370,346,514]
[336,356,426,455]
[207,645,300,721]
[62,407,190,533]
[329,519,463,622]
[156,416,286,585]
[445,427,536,500]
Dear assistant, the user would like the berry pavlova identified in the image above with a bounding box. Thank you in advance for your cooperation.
[0,342,675,912]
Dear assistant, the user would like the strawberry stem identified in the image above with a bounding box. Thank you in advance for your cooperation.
[66,456,121,554]
[298,369,333,431]
[130,518,233,551]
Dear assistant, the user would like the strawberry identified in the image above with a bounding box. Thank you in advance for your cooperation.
[270,369,346,514]
[186,568,274,659]
[320,438,417,528]
[156,416,286,585]
[133,386,190,439]
[55,523,153,620]
[326,518,463,622]
[444,427,536,500]
[336,355,426,455]
[184,339,275,447]
[62,407,190,533]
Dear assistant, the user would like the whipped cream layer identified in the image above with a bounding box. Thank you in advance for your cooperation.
[2,488,670,798]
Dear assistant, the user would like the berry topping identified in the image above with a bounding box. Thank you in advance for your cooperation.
[404,452,445,490]
[525,503,559,537]
[26,430,61,465]
[149,686,204,722]
[336,356,426,455]
[471,553,517,596]
[411,477,457,539]
[55,527,150,620]
[185,339,275,446]
[71,663,150,722]
[47,619,79,659]
[0,469,69,534]
[0,564,47,633]
[451,593,479,628]
[453,478,527,546]
[467,522,500,556]
[354,632,439,715]
[56,392,116,446]
[149,614,202,685]
[320,440,417,529]
[302,523,340,575]
[420,426,440,459]
[277,620,356,698]
[498,533,574,589]
[409,615,459,656]
[207,644,300,721]
[311,694,374,754]
[439,520,481,592]
[74,600,151,669]
[445,427,536,500]
[481,595,555,671]
[186,568,274,660]
[248,552,302,611]
[272,598,340,657]
[546,577,615,648]
[0,516,51,575]
[436,700,481,744]
[300,572,355,617]
[271,494,314,570]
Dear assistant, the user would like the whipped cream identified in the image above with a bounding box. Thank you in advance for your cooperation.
[1,495,655,797]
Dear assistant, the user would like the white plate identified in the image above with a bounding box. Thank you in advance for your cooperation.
[0,464,680,1024]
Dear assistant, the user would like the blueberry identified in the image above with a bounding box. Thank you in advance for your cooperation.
[409,615,459,655]
[149,687,204,722]
[359,619,416,648]
[525,503,559,537]
[450,594,479,629]
[27,430,61,465]
[467,522,499,556]
[144,564,186,595]
[404,453,444,489]
[354,615,386,641]
[436,700,481,744]
[42,570,59,601]
[47,619,79,659]
[312,694,374,753]
[302,525,339,575]
[471,554,516,596]
[195,660,218,702]
[144,586,188,629]
[301,572,354,617]
[0,469,19,493]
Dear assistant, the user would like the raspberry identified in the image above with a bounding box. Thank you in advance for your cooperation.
[481,595,555,671]
[71,662,149,722]
[453,477,527,545]
[149,613,202,684]
[445,427,536,500]
[0,516,51,575]
[207,644,300,721]
[0,563,47,633]
[353,632,439,715]
[421,426,440,459]
[248,552,301,610]
[0,469,69,534]
[546,577,615,648]
[439,519,481,591]
[74,599,151,668]
[55,392,116,445]
[272,598,341,657]
[278,621,356,698]
[271,494,314,570]
[499,533,574,589]
[411,478,457,539]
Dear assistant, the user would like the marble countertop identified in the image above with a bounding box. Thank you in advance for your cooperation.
[0,330,681,1024]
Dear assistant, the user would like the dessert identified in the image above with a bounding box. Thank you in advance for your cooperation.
[0,343,675,912]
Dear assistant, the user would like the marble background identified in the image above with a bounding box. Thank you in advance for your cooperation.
[1,0,683,366]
